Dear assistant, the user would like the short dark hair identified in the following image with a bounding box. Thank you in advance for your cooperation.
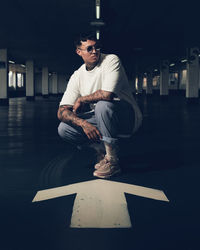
[74,32,97,48]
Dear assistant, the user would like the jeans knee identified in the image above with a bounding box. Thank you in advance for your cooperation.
[58,122,66,139]
[95,101,114,116]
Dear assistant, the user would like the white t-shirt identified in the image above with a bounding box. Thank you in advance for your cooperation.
[60,53,142,132]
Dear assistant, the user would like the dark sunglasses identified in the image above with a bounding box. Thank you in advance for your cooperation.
[78,44,101,54]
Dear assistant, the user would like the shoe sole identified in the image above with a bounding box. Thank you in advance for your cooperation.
[93,168,121,179]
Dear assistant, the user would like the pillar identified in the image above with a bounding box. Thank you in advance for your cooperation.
[160,60,169,96]
[35,73,42,95]
[42,66,49,97]
[52,73,58,95]
[26,60,35,101]
[137,74,143,94]
[186,47,199,100]
[133,75,137,93]
[198,63,200,89]
[13,72,17,90]
[128,79,136,94]
[58,74,68,94]
[0,49,8,105]
[48,74,53,94]
[146,71,153,95]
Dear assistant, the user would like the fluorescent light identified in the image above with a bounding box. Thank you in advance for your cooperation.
[96,30,100,40]
[181,59,187,63]
[154,69,158,72]
[170,63,175,67]
[96,6,100,19]
[20,64,25,68]
[9,60,15,64]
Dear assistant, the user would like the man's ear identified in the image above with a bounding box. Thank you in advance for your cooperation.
[76,48,81,57]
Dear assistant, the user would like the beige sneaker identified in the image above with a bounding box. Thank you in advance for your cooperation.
[94,155,108,170]
[93,160,121,179]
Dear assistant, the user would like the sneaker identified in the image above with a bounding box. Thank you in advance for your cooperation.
[94,155,108,170]
[93,160,121,179]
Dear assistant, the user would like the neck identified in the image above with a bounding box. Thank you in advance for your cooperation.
[86,63,97,71]
[85,55,100,71]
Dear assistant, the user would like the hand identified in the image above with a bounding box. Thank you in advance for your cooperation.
[73,97,83,113]
[81,121,102,141]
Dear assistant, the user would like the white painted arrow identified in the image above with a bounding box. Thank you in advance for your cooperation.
[32,179,169,228]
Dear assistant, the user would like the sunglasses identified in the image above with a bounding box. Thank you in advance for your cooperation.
[78,44,101,54]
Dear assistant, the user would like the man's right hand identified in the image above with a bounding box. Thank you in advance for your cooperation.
[81,120,102,141]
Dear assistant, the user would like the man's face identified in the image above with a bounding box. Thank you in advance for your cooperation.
[76,40,100,66]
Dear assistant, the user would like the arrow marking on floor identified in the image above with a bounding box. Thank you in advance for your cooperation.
[32,179,169,228]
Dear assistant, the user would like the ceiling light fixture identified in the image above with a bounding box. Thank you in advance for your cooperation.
[181,59,187,63]
[96,0,100,19]
[96,30,100,40]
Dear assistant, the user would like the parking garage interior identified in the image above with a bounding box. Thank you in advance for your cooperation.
[0,1,200,250]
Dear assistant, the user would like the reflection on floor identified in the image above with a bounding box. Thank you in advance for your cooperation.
[0,95,200,250]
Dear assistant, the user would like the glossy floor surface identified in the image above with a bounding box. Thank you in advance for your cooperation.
[0,95,200,250]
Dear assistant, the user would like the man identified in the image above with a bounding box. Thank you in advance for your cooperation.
[57,33,142,178]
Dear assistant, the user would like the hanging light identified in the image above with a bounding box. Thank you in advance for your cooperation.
[181,59,187,63]
[96,0,100,19]
[96,30,100,40]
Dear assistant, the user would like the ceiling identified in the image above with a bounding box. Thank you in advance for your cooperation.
[0,0,199,77]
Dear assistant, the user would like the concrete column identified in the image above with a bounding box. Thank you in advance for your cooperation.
[186,47,199,99]
[146,72,153,95]
[177,70,181,90]
[42,66,49,97]
[49,74,53,94]
[160,60,169,96]
[52,73,58,95]
[137,74,143,94]
[0,49,8,105]
[179,69,187,89]
[35,73,42,95]
[128,79,136,94]
[198,64,200,89]
[133,75,137,93]
[13,72,17,89]
[58,74,68,94]
[26,60,35,101]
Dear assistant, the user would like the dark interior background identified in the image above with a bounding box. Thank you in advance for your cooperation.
[0,0,199,77]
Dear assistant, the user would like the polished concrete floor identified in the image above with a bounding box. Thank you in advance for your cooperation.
[0,94,200,250]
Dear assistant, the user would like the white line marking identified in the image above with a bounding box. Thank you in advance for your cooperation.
[33,179,169,228]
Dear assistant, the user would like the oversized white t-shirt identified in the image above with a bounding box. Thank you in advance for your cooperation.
[60,53,142,132]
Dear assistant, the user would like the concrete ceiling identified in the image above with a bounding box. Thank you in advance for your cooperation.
[0,0,199,77]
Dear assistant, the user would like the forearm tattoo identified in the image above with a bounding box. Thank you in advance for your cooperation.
[58,105,84,127]
[58,90,115,127]
[81,90,115,103]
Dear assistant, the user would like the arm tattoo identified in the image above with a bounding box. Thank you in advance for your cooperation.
[58,105,84,127]
[58,90,115,127]
[81,90,115,103]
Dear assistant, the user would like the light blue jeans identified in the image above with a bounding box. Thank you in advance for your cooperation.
[58,100,135,147]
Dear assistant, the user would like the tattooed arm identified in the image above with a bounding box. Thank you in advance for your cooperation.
[73,90,115,113]
[57,105,102,141]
